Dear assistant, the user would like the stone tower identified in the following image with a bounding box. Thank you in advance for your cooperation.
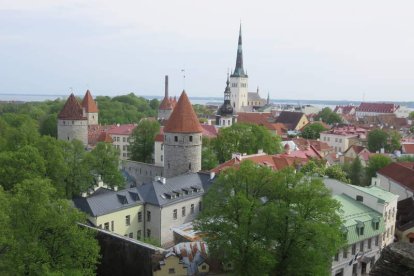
[230,24,248,113]
[57,93,88,146]
[163,91,203,178]
[81,90,99,125]
[216,74,237,127]
[158,75,174,120]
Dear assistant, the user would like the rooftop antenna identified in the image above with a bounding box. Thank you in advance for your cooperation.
[181,69,186,90]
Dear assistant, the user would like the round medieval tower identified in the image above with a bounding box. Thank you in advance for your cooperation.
[163,90,203,178]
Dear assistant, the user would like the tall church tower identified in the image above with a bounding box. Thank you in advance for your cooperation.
[230,24,248,113]
[163,91,203,178]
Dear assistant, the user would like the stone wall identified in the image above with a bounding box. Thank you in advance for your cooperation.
[57,119,88,146]
[86,112,98,125]
[370,242,414,276]
[163,132,202,178]
[122,160,163,185]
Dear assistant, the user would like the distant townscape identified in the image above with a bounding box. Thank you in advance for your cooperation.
[1,25,414,276]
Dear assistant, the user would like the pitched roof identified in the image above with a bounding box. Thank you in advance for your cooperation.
[334,105,356,115]
[357,102,399,113]
[247,92,263,102]
[378,162,414,191]
[402,144,414,154]
[275,111,305,129]
[58,93,86,120]
[292,138,332,152]
[164,91,203,133]
[159,97,173,110]
[97,132,113,143]
[82,90,98,113]
[107,124,137,135]
[236,112,282,133]
[344,145,367,155]
[201,124,218,138]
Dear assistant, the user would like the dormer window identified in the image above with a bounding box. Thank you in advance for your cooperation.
[356,221,365,236]
[372,217,380,230]
[356,195,363,202]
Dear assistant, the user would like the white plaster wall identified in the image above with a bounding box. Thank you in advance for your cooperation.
[377,174,413,201]
[230,76,248,112]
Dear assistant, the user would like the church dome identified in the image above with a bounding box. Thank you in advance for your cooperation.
[218,101,234,116]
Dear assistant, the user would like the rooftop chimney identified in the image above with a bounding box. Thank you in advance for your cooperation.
[165,75,169,99]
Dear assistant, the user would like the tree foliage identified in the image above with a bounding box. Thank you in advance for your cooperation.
[130,119,160,163]
[301,122,327,139]
[315,107,342,125]
[348,157,364,186]
[201,137,219,170]
[0,179,100,275]
[300,160,350,183]
[365,154,392,183]
[367,129,401,153]
[196,161,344,276]
[213,123,282,163]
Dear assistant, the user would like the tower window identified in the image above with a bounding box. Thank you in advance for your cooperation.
[174,136,178,142]
[189,163,192,170]
[189,136,193,142]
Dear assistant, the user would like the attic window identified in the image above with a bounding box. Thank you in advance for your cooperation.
[356,221,365,236]
[356,195,363,202]
[182,188,190,195]
[372,217,380,230]
[191,186,201,193]
[117,194,128,204]
[163,193,172,199]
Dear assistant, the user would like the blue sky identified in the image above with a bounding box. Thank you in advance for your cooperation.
[1,0,414,101]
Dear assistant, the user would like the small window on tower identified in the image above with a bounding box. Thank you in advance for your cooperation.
[189,136,193,142]
[189,163,192,170]
[174,136,178,142]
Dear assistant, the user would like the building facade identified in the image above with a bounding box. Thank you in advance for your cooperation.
[320,126,367,153]
[216,74,237,127]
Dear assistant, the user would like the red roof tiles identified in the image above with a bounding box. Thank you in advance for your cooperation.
[58,93,86,120]
[357,102,399,113]
[82,90,98,113]
[164,91,203,133]
[107,124,137,135]
[402,144,414,154]
[378,162,414,191]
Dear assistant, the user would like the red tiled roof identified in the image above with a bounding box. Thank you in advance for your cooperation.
[155,133,164,142]
[201,124,218,138]
[58,93,86,120]
[97,132,113,143]
[378,162,414,191]
[236,112,282,133]
[292,138,332,152]
[402,144,414,154]
[159,96,173,110]
[164,91,203,133]
[344,145,366,155]
[107,124,137,135]
[82,90,98,113]
[357,102,399,113]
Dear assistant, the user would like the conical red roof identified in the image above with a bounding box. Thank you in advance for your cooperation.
[164,91,202,133]
[159,96,173,110]
[82,90,98,113]
[58,93,86,120]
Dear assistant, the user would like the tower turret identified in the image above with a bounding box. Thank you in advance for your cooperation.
[216,74,237,127]
[158,75,174,120]
[163,91,202,178]
[82,90,99,125]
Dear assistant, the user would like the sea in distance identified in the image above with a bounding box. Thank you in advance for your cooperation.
[1,93,414,109]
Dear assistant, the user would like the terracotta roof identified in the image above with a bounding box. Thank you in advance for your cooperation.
[275,111,306,129]
[155,133,164,142]
[159,96,173,110]
[107,124,137,136]
[58,93,86,120]
[357,102,399,113]
[97,132,113,143]
[164,91,203,133]
[344,145,366,155]
[402,144,414,154]
[201,124,218,138]
[292,138,332,152]
[236,112,282,133]
[378,162,414,191]
[82,90,98,113]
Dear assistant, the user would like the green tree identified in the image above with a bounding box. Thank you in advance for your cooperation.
[367,129,388,153]
[409,111,414,119]
[201,137,219,170]
[315,107,342,125]
[300,160,350,183]
[365,154,392,184]
[386,130,401,153]
[397,155,414,162]
[301,123,327,139]
[214,123,282,163]
[130,119,160,163]
[196,161,344,276]
[0,178,100,275]
[87,142,124,188]
[39,113,58,138]
[349,157,363,186]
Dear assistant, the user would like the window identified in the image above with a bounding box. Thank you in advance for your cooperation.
[111,221,114,231]
[161,143,163,150]
[174,136,178,142]
[352,264,357,275]
[123,137,126,142]
[138,212,142,223]
[147,229,151,238]
[147,211,151,222]
[173,209,177,219]
[117,137,120,142]
[129,232,133,238]
[199,201,202,211]
[191,204,195,214]
[374,221,379,230]
[137,230,141,239]
[334,253,339,261]
[125,215,130,226]
[189,136,193,142]
[368,238,372,249]
[161,155,163,161]
[189,163,192,170]
[168,163,170,169]
[182,206,186,217]
[343,247,348,259]
[201,265,207,270]
[123,145,126,151]
[356,195,363,202]
[360,241,364,251]
[72,120,74,124]
[375,235,379,246]
[104,222,109,231]
[352,244,356,255]
[168,268,175,274]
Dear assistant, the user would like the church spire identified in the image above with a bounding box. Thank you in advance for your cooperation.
[231,24,247,78]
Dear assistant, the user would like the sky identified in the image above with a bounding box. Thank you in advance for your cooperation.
[1,0,414,101]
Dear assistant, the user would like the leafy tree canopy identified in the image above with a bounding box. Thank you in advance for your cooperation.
[315,107,342,125]
[301,123,327,139]
[130,119,160,163]
[196,161,345,276]
[367,129,401,153]
[366,154,392,182]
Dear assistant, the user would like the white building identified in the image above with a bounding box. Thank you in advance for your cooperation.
[320,126,367,153]
[107,124,137,160]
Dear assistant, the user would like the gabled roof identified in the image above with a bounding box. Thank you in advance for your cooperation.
[164,91,203,133]
[275,111,305,129]
[357,102,399,113]
[82,90,98,113]
[97,132,113,143]
[292,138,333,152]
[58,93,86,120]
[402,144,414,154]
[107,124,137,135]
[378,162,414,191]
[344,145,367,155]
[247,92,263,102]
[137,173,212,207]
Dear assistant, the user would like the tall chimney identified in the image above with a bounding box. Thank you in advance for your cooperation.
[165,75,169,99]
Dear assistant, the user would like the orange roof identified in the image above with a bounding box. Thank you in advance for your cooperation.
[159,96,173,110]
[403,144,414,154]
[97,132,113,143]
[164,91,203,133]
[82,90,98,113]
[58,93,86,120]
